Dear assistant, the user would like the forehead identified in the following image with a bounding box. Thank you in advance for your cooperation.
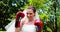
[26,9,34,13]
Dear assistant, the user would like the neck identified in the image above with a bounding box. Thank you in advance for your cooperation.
[29,18,34,22]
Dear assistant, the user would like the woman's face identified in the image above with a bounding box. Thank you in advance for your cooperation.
[26,9,35,20]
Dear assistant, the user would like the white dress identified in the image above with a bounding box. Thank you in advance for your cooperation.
[21,24,36,32]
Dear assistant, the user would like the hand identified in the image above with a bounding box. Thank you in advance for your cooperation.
[34,19,43,32]
[15,11,25,27]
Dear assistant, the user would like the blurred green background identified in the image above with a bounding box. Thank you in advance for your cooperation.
[0,0,60,32]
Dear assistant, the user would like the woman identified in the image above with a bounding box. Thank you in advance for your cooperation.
[5,6,43,32]
[15,6,43,32]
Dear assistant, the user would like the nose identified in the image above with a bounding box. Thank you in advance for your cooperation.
[27,14,30,17]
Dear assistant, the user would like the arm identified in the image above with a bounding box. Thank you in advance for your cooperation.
[15,21,24,32]
[15,11,25,32]
[15,27,20,32]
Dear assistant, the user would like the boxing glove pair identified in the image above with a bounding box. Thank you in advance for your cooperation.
[15,11,43,32]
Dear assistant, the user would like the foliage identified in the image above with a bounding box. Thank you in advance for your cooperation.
[0,0,60,32]
[0,0,28,30]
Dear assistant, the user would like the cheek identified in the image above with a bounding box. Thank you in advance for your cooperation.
[31,14,34,17]
[27,14,34,18]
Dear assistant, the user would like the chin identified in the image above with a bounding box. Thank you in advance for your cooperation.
[28,17,32,20]
[29,19,32,21]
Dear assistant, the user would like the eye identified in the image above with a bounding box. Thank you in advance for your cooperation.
[27,13,28,14]
[30,13,32,15]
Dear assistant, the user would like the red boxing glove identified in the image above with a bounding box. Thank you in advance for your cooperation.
[15,11,25,28]
[34,19,43,32]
